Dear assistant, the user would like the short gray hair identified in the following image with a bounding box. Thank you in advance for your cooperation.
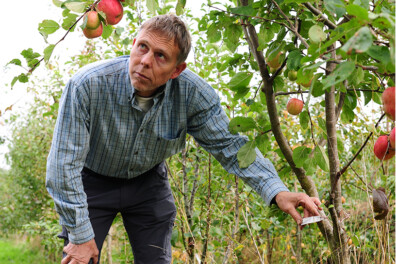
[139,14,191,64]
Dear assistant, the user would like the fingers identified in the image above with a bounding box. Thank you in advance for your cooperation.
[93,256,99,264]
[61,254,71,264]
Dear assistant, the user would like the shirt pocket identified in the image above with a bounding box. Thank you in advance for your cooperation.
[153,128,187,160]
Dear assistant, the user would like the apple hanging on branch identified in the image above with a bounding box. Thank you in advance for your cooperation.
[389,127,395,149]
[286,98,304,115]
[382,86,395,121]
[82,10,103,39]
[97,0,124,26]
[374,135,395,161]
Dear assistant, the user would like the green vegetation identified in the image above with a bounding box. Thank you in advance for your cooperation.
[0,238,55,264]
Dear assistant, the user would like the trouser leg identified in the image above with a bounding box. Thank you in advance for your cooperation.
[120,162,177,264]
[58,168,119,263]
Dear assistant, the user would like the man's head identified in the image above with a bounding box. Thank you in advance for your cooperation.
[129,15,191,97]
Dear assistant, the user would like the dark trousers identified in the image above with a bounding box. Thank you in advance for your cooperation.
[58,162,177,264]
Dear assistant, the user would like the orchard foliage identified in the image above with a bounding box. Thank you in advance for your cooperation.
[2,0,395,263]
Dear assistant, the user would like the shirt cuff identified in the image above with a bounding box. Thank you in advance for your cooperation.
[67,220,95,244]
[260,180,290,206]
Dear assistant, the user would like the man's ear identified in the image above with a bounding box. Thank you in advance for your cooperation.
[170,62,187,79]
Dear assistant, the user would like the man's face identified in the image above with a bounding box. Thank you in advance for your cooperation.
[129,29,186,97]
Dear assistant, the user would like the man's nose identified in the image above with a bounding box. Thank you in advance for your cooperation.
[141,52,154,67]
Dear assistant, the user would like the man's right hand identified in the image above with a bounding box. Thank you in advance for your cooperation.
[61,238,99,264]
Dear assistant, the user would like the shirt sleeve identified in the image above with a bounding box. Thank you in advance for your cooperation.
[46,79,94,244]
[186,81,289,205]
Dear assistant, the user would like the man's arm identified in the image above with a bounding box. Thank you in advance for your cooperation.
[185,78,321,225]
[46,79,94,244]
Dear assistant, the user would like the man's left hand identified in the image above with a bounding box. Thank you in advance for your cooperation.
[274,191,322,229]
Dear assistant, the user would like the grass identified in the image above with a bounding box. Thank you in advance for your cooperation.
[0,238,55,264]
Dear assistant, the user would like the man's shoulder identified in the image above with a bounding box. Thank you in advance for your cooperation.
[71,56,129,85]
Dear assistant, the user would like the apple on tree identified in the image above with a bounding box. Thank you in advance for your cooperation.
[382,86,395,121]
[286,98,304,115]
[82,11,103,39]
[266,52,283,69]
[374,135,395,161]
[97,0,124,25]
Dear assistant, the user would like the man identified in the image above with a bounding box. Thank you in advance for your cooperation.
[46,14,321,264]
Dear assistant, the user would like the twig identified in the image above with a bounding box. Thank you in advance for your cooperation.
[336,113,386,179]
[303,3,337,29]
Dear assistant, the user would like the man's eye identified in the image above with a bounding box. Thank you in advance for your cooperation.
[139,44,147,49]
[157,53,165,59]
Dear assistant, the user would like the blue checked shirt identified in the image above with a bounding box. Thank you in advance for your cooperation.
[46,56,289,244]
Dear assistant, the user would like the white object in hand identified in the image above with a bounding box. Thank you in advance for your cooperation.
[301,216,323,226]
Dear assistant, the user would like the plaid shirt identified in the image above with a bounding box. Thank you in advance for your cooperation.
[46,56,289,244]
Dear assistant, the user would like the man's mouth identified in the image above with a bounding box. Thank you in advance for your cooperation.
[135,72,149,80]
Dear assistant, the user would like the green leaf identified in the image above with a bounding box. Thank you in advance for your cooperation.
[102,25,113,39]
[237,141,257,168]
[229,117,257,134]
[346,4,369,22]
[224,24,242,52]
[366,45,391,64]
[38,20,60,35]
[146,0,159,14]
[314,145,329,171]
[309,25,327,43]
[322,61,355,89]
[292,146,311,168]
[175,2,184,15]
[341,27,372,54]
[341,104,355,123]
[273,76,284,91]
[351,234,359,246]
[228,72,253,91]
[11,76,19,88]
[21,48,40,61]
[62,13,79,31]
[324,0,346,18]
[207,23,221,43]
[44,44,55,63]
[229,6,257,16]
[287,50,303,70]
[64,2,86,13]
[8,59,22,66]
[299,111,310,129]
[348,67,364,87]
[53,0,63,7]
[18,73,29,83]
[317,117,327,133]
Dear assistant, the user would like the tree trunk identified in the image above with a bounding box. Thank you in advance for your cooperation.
[325,47,350,264]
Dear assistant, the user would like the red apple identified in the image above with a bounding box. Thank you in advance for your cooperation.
[374,135,395,160]
[287,98,304,115]
[84,10,101,30]
[298,78,313,88]
[389,127,395,149]
[83,22,103,38]
[97,0,123,25]
[382,86,395,121]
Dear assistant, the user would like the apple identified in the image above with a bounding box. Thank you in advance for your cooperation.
[83,22,103,38]
[341,196,346,204]
[288,70,297,81]
[84,10,101,30]
[266,52,283,69]
[389,127,395,149]
[97,0,123,25]
[287,98,304,115]
[374,135,395,161]
[298,78,313,88]
[382,86,395,121]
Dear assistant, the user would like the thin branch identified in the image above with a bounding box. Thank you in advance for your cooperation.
[336,113,386,179]
[270,0,309,49]
[303,3,337,29]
